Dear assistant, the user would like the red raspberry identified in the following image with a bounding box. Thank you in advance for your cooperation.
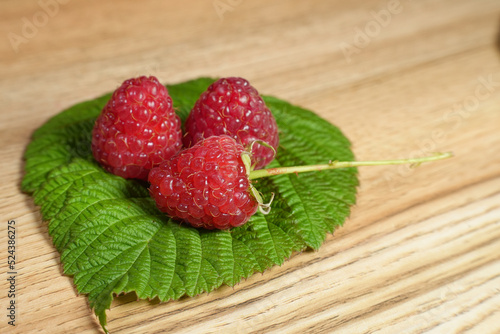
[92,76,182,180]
[183,77,279,170]
[149,135,259,229]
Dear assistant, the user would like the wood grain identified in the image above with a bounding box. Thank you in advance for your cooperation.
[1,0,499,333]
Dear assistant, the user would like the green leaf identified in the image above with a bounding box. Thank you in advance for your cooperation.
[23,77,358,332]
[22,94,111,193]
[262,97,358,248]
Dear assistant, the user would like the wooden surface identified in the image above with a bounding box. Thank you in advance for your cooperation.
[1,0,500,333]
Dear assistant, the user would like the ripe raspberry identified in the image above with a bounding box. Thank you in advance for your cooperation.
[149,136,259,229]
[92,76,182,180]
[183,77,279,170]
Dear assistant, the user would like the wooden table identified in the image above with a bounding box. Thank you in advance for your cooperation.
[1,0,499,333]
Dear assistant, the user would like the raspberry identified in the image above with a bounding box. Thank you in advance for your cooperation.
[183,77,279,170]
[149,135,259,229]
[92,76,182,180]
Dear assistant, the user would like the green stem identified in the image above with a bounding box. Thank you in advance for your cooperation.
[249,152,453,180]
